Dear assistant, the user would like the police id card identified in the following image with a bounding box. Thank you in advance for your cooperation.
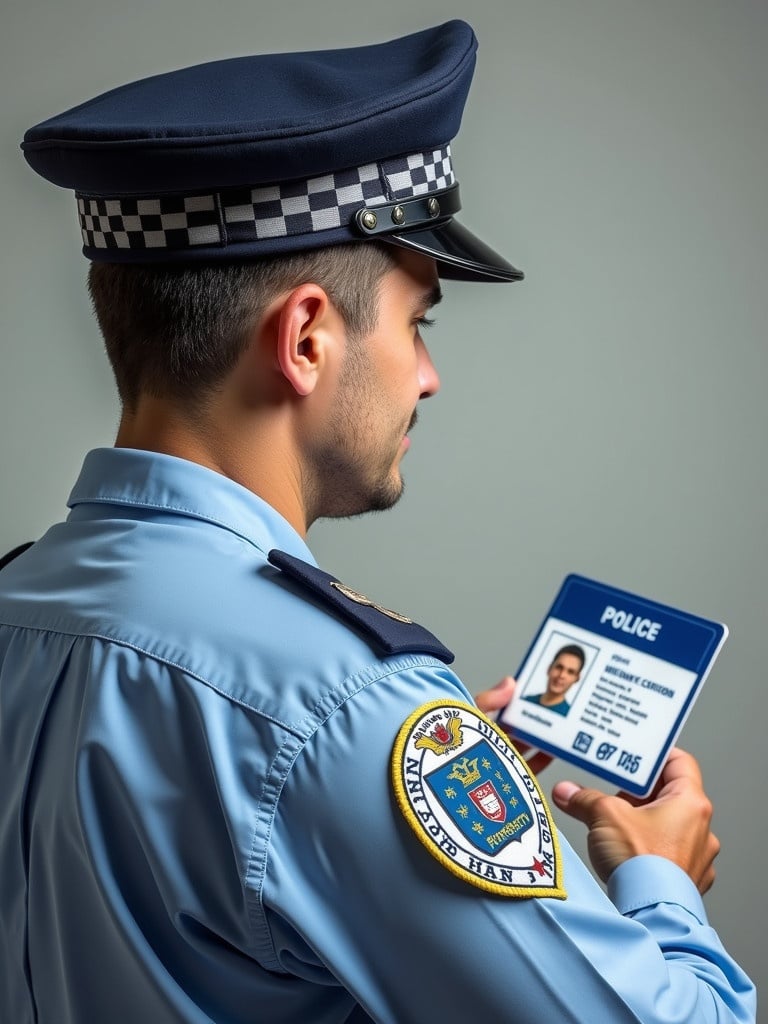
[498,575,727,797]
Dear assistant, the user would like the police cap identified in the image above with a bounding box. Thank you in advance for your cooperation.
[22,20,522,283]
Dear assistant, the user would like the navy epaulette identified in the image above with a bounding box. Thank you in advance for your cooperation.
[0,541,34,572]
[268,549,454,664]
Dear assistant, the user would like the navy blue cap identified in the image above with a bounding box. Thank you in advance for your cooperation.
[22,21,522,283]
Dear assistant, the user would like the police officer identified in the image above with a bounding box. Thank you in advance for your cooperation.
[0,20,755,1024]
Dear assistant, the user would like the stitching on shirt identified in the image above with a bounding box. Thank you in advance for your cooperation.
[243,737,305,967]
[0,620,303,735]
[619,897,704,925]
[2,615,449,973]
[247,654,451,970]
[71,494,270,551]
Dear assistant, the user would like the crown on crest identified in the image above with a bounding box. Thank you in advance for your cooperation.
[447,756,481,788]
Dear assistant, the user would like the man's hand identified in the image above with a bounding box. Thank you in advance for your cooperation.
[474,675,517,716]
[474,676,553,775]
[552,747,720,893]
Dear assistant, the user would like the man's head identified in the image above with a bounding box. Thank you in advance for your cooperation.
[87,242,399,412]
[90,242,440,519]
[544,645,586,703]
[24,22,522,533]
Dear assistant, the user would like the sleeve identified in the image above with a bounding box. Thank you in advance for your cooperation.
[262,658,756,1024]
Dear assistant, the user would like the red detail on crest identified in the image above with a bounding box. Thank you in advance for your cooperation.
[468,781,506,823]
[530,857,547,877]
[433,724,451,744]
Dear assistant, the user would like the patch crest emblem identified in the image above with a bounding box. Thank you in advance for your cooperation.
[391,699,566,898]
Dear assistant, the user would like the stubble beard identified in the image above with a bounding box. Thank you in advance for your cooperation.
[308,405,417,523]
[305,329,418,523]
[311,423,408,521]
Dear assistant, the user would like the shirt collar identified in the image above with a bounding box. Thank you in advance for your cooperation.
[67,447,315,564]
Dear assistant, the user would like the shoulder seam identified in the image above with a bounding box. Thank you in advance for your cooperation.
[0,620,304,736]
[248,652,457,970]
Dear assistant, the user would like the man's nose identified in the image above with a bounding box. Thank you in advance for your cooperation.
[417,338,440,399]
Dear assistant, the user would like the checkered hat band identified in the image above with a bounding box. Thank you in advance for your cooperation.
[77,146,454,251]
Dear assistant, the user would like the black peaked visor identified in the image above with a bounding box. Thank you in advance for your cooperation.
[352,183,523,283]
[388,219,523,283]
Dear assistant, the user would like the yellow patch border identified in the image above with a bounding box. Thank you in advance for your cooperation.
[391,698,566,899]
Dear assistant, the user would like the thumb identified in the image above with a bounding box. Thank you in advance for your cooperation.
[488,675,516,695]
[474,676,516,715]
[552,780,609,827]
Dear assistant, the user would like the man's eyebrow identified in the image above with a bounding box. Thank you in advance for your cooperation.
[416,285,443,312]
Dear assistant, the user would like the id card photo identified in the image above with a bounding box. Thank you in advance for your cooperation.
[498,575,727,797]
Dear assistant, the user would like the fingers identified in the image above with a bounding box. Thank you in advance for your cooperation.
[551,781,606,825]
[655,747,704,792]
[699,864,717,895]
[551,766,722,890]
[473,679,552,776]
[474,676,516,716]
[695,830,721,894]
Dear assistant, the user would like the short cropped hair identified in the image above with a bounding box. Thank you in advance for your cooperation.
[550,644,586,671]
[88,242,397,410]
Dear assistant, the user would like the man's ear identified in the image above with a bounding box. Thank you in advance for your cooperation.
[275,284,336,397]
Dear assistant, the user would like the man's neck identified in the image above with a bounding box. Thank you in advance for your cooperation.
[115,398,310,537]
[539,693,565,707]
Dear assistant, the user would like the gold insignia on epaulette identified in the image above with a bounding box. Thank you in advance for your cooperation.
[330,580,413,623]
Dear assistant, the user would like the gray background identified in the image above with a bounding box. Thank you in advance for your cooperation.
[2,0,765,1008]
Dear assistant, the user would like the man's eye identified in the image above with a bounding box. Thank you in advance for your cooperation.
[415,316,436,331]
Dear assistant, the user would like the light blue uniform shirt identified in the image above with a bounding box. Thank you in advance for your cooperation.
[0,449,755,1023]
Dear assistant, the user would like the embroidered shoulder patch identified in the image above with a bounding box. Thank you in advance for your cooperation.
[391,700,566,899]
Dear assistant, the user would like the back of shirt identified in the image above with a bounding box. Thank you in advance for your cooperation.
[0,448,756,1024]
[0,449,402,1023]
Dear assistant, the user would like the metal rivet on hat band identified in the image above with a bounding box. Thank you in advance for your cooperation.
[75,145,455,253]
[353,184,461,238]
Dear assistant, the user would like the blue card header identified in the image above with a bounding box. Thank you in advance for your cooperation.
[550,575,725,672]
